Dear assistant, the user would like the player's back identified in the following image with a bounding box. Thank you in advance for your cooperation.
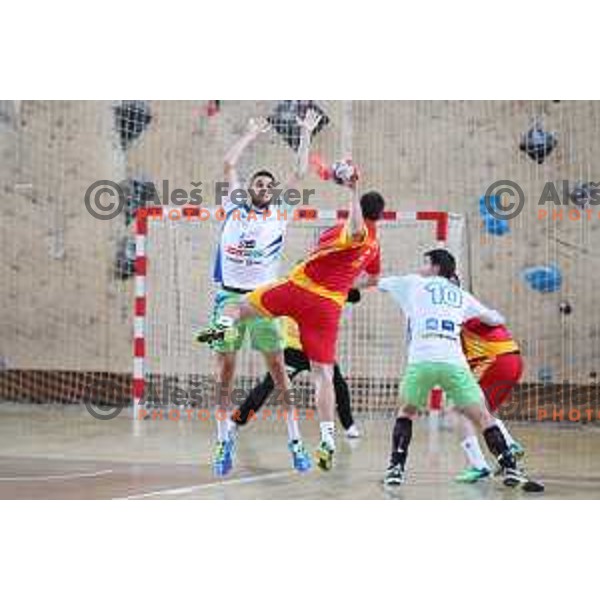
[290,221,380,299]
[379,274,504,366]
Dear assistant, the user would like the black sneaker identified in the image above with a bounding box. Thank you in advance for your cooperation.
[501,467,545,492]
[195,326,226,344]
[195,317,235,345]
[383,464,405,486]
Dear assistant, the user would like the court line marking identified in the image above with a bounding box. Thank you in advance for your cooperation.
[117,471,294,500]
[0,469,114,482]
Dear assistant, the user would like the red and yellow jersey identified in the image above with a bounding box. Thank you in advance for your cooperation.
[461,318,520,366]
[289,220,380,306]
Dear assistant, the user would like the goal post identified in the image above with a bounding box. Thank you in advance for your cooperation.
[133,206,467,420]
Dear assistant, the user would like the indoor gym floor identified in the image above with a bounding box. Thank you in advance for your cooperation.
[0,403,598,500]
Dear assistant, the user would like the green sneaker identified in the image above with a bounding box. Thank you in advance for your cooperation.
[315,441,334,471]
[455,466,491,483]
[510,442,525,460]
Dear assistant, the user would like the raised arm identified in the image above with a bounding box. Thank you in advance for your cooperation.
[223,116,270,186]
[285,108,322,189]
[348,184,365,240]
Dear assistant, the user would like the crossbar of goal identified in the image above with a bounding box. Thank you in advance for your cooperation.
[132,205,464,420]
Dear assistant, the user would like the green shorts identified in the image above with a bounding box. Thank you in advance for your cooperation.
[400,361,482,410]
[210,289,283,354]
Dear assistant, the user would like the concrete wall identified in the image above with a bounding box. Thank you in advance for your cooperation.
[1,101,599,387]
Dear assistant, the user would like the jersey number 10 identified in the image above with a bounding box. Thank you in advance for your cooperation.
[425,282,463,308]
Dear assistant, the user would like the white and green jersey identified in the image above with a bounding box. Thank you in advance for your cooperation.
[213,178,286,290]
[378,274,504,366]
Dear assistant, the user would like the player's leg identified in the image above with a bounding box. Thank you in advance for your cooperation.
[446,366,543,492]
[383,363,431,486]
[235,347,308,427]
[298,299,341,471]
[480,353,525,458]
[333,364,359,437]
[249,314,311,471]
[233,372,275,426]
[454,408,492,483]
[207,290,246,476]
[232,314,282,428]
[213,351,238,475]
[311,361,336,470]
[264,350,312,472]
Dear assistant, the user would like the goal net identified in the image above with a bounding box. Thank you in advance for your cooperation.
[137,206,466,419]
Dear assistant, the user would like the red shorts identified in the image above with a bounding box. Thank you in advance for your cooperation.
[247,280,342,364]
[474,353,524,412]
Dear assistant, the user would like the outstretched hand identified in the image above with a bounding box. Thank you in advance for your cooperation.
[246,116,271,138]
[297,108,322,134]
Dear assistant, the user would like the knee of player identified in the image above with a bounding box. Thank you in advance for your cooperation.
[459,403,491,429]
[239,298,261,320]
[263,351,284,370]
[311,362,334,381]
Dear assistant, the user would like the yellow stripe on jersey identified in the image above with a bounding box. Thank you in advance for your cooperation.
[462,332,520,362]
[288,266,347,307]
[281,317,302,350]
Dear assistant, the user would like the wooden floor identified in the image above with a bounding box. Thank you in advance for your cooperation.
[0,403,598,499]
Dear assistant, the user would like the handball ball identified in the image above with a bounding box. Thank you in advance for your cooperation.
[331,160,358,186]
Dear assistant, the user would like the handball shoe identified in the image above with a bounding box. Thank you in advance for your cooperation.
[455,466,491,483]
[289,440,312,472]
[383,464,405,486]
[500,467,544,492]
[315,441,334,471]
[195,316,235,345]
[345,424,361,439]
[213,438,235,477]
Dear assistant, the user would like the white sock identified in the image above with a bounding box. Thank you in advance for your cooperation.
[287,409,301,443]
[320,421,335,450]
[227,418,238,436]
[217,418,229,442]
[495,418,515,447]
[461,435,490,470]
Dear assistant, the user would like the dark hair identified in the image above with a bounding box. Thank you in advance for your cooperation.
[360,191,385,221]
[346,288,361,304]
[424,249,456,280]
[250,170,276,185]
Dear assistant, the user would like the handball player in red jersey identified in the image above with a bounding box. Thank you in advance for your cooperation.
[200,180,385,470]
[455,313,526,483]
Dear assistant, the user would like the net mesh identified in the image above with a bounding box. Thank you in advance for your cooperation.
[143,211,466,414]
[2,100,600,424]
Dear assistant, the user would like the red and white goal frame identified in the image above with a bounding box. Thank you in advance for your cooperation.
[131,205,465,420]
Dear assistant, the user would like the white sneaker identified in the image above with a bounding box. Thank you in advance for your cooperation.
[345,424,361,438]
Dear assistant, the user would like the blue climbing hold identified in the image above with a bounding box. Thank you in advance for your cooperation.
[482,214,510,236]
[479,194,496,218]
[479,195,510,236]
[522,264,562,293]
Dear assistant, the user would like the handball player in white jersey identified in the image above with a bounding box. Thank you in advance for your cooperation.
[376,249,543,492]
[199,110,322,476]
